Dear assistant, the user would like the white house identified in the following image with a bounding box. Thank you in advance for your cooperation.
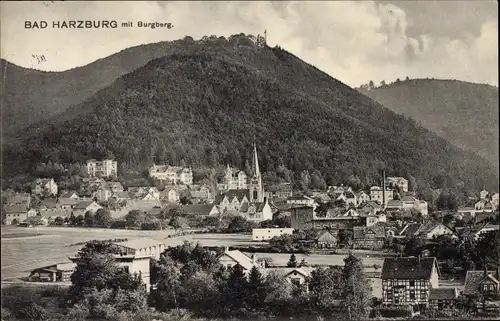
[491,193,499,208]
[72,201,103,216]
[260,267,315,286]
[479,189,489,200]
[160,188,180,203]
[252,228,295,241]
[355,191,371,206]
[241,198,273,222]
[149,164,193,185]
[370,186,394,205]
[217,248,257,274]
[86,159,118,178]
[387,177,409,192]
[113,238,166,261]
[32,178,58,196]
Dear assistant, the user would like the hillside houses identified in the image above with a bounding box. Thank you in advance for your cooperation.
[386,177,409,192]
[399,222,455,239]
[149,164,193,185]
[86,159,118,178]
[32,178,58,196]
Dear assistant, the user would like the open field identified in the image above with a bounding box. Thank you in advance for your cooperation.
[0,226,259,280]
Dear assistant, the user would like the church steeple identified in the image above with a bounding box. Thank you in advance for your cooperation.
[253,140,261,179]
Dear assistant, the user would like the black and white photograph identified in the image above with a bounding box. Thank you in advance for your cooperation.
[0,1,499,320]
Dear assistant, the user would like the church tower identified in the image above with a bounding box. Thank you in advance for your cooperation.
[250,142,264,203]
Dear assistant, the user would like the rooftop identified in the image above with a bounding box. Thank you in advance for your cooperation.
[381,257,439,280]
[113,238,164,250]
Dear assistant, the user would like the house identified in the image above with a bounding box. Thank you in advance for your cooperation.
[287,195,315,208]
[215,189,250,212]
[29,262,77,282]
[352,226,385,249]
[387,177,409,193]
[4,192,32,208]
[189,184,213,202]
[386,200,404,211]
[40,209,72,222]
[32,178,58,196]
[344,191,357,206]
[358,201,383,216]
[428,288,459,310]
[149,164,193,185]
[217,248,257,273]
[182,204,220,217]
[265,183,293,199]
[491,193,499,208]
[479,189,489,200]
[355,191,371,206]
[86,159,118,178]
[240,198,273,222]
[315,230,338,248]
[223,166,248,190]
[370,186,394,205]
[129,187,160,200]
[311,192,332,204]
[417,222,456,240]
[252,227,295,241]
[160,188,180,203]
[113,238,166,261]
[72,201,103,216]
[464,270,500,298]
[57,197,79,210]
[111,191,132,202]
[381,257,441,308]
[260,267,315,286]
[59,191,79,200]
[105,182,124,193]
[4,205,37,225]
[70,251,152,292]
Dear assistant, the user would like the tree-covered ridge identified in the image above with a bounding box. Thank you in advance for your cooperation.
[358,78,499,167]
[3,34,497,191]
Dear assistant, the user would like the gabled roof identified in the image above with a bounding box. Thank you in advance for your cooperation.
[58,198,79,206]
[418,222,453,235]
[219,249,255,271]
[224,189,250,202]
[386,200,404,208]
[399,223,422,237]
[344,191,355,199]
[401,196,418,202]
[40,199,58,209]
[354,191,369,198]
[353,226,385,239]
[4,204,27,214]
[112,191,132,199]
[381,257,439,280]
[316,230,337,242]
[260,267,315,278]
[74,201,97,210]
[428,288,458,300]
[40,209,71,218]
[464,271,499,295]
[182,204,217,216]
[362,201,382,209]
[59,191,79,199]
[113,238,164,250]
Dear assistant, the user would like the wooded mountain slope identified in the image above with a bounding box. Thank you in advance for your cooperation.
[0,40,196,138]
[3,35,497,190]
[359,79,499,167]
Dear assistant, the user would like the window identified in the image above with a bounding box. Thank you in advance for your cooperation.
[409,290,415,300]
[410,280,415,286]
[227,264,232,269]
[290,278,301,286]
[420,290,427,299]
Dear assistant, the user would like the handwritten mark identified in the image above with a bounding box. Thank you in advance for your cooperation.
[32,54,47,64]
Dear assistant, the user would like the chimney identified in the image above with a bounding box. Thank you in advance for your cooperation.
[417,255,421,264]
[484,265,488,277]
[496,266,500,280]
[382,170,386,209]
[252,254,257,265]
[224,246,229,253]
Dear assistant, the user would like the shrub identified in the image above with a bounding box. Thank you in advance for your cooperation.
[17,302,48,320]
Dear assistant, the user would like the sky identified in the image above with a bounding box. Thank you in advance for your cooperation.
[1,1,498,88]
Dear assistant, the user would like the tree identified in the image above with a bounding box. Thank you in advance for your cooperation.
[368,80,375,89]
[149,256,182,311]
[299,170,311,191]
[124,210,145,228]
[475,230,499,269]
[246,266,266,310]
[69,241,143,303]
[95,209,112,227]
[380,80,386,87]
[342,254,371,320]
[183,271,220,314]
[179,195,192,205]
[54,216,64,226]
[169,215,182,233]
[287,254,298,267]
[309,266,343,313]
[84,211,95,227]
[227,216,252,233]
[405,76,410,81]
[201,216,219,228]
[223,264,249,311]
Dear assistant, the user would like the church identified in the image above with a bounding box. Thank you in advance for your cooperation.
[215,143,270,221]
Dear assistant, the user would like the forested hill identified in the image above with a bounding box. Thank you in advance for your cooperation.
[3,34,497,190]
[0,40,195,138]
[358,79,499,167]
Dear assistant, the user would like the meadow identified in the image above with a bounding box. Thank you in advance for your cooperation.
[1,226,384,297]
